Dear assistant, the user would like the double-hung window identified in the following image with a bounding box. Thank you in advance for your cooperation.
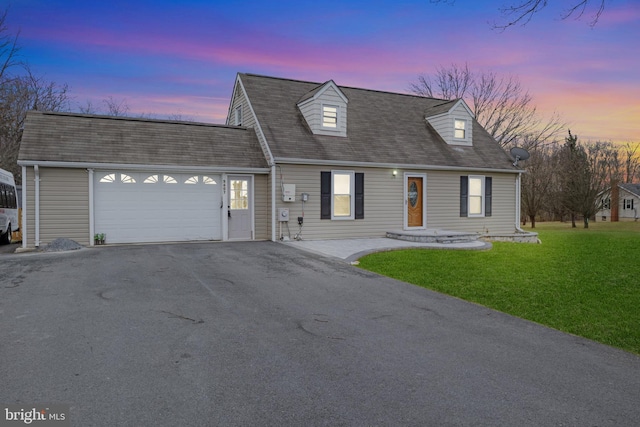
[332,171,354,219]
[454,119,466,139]
[321,171,364,220]
[322,105,338,129]
[460,175,492,217]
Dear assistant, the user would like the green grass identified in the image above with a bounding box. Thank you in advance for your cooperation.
[358,221,640,354]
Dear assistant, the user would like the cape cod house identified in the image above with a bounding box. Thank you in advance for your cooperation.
[17,73,526,248]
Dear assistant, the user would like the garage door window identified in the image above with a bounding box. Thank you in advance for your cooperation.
[99,173,136,183]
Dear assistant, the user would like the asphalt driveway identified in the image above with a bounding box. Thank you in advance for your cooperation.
[1,241,639,426]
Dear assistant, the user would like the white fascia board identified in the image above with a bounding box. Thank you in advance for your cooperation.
[237,76,275,166]
[274,157,521,174]
[17,160,270,174]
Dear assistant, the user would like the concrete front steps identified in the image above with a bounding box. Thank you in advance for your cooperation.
[386,229,480,244]
[386,229,540,244]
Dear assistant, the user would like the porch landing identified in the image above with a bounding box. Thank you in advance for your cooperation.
[386,229,539,244]
[386,229,480,244]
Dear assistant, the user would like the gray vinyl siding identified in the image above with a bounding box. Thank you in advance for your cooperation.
[274,164,517,239]
[426,102,473,146]
[231,79,272,163]
[275,164,401,239]
[39,168,90,246]
[24,167,35,247]
[254,174,269,239]
[427,171,516,234]
[298,86,347,137]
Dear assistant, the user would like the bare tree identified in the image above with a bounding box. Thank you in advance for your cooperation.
[622,142,640,183]
[0,68,70,182]
[519,136,556,227]
[495,0,606,29]
[0,9,20,81]
[103,96,131,117]
[430,0,607,29]
[410,63,566,147]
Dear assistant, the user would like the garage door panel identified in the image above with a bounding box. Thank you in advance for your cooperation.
[95,172,221,244]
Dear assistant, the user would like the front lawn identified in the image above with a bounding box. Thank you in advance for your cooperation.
[358,221,640,354]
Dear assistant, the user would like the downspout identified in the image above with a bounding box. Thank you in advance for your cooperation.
[88,169,94,246]
[21,165,27,249]
[515,172,525,232]
[271,165,277,242]
[34,164,40,247]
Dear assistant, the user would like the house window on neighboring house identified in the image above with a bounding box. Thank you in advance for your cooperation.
[602,198,611,209]
[623,199,634,210]
[454,119,466,139]
[460,175,492,217]
[234,105,243,126]
[321,171,364,220]
[322,105,338,128]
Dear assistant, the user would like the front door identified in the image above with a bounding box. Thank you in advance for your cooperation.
[228,176,253,240]
[406,175,425,228]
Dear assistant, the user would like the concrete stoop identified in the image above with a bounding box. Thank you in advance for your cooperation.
[387,229,540,244]
[386,229,479,244]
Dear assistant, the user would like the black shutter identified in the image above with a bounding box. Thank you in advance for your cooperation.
[321,172,331,219]
[485,177,492,217]
[355,173,364,219]
[623,199,626,210]
[632,199,635,210]
[460,176,468,217]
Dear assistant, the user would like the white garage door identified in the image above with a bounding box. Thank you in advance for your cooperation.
[95,171,222,244]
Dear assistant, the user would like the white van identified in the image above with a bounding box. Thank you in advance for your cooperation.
[0,168,19,244]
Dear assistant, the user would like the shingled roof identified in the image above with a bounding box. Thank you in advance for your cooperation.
[620,183,640,197]
[239,73,517,171]
[18,111,269,170]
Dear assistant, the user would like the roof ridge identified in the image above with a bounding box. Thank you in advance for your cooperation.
[30,110,244,130]
[240,73,451,102]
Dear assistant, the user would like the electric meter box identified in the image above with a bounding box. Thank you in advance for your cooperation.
[282,184,296,202]
[278,208,290,222]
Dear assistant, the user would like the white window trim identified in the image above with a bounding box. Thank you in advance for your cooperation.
[322,104,340,130]
[454,118,468,141]
[331,170,355,220]
[468,175,485,217]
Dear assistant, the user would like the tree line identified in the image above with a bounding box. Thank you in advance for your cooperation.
[410,64,639,229]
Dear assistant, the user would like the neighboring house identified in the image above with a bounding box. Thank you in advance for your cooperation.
[18,73,525,248]
[598,183,640,221]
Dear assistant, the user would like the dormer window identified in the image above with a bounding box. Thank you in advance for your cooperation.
[454,119,466,139]
[234,105,243,126]
[322,105,338,129]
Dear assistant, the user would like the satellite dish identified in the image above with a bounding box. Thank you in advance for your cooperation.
[510,147,530,167]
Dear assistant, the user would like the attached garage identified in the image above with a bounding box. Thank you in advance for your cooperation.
[18,111,270,248]
[94,171,222,244]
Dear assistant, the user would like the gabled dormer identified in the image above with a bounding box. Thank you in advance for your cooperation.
[425,99,474,146]
[297,80,348,137]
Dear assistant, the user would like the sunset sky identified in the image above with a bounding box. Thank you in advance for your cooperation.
[6,0,640,144]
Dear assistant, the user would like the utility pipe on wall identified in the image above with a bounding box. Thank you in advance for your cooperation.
[21,165,27,249]
[34,164,40,247]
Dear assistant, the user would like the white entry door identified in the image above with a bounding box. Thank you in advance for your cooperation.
[95,171,222,244]
[228,176,253,240]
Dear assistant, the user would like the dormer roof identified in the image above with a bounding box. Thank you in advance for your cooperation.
[298,80,348,105]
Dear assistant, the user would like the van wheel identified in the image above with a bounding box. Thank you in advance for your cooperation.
[0,224,11,245]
